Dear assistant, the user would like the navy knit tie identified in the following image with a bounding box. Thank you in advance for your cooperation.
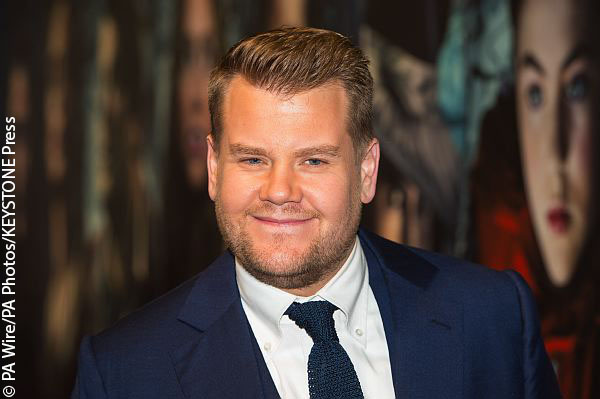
[285,301,364,399]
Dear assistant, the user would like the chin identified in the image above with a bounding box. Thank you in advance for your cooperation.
[544,259,576,287]
[242,246,311,278]
[256,258,302,276]
[185,163,207,187]
[253,227,316,247]
[254,240,311,260]
[540,242,579,287]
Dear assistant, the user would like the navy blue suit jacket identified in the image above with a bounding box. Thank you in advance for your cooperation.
[72,229,561,398]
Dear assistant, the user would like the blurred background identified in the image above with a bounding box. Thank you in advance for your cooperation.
[2,0,599,397]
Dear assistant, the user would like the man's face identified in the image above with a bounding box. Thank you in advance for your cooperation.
[207,76,379,295]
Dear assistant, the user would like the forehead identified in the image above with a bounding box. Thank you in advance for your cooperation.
[220,76,351,147]
[517,0,579,56]
[182,0,215,36]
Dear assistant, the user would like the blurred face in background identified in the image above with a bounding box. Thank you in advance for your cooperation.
[178,0,218,188]
[516,0,598,286]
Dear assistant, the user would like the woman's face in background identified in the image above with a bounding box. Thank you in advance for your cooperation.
[516,0,597,287]
[178,0,217,189]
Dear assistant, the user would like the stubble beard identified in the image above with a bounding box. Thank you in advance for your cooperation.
[215,190,362,291]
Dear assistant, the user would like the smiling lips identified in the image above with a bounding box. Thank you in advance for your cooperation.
[253,215,314,226]
[184,127,207,157]
[547,207,571,234]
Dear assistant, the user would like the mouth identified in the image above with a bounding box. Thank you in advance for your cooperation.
[184,127,207,157]
[546,206,571,234]
[252,215,315,227]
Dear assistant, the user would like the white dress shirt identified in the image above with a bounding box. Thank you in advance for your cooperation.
[236,237,396,399]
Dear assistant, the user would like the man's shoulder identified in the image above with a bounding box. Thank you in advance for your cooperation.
[360,229,523,304]
[90,252,234,356]
[360,232,559,398]
[72,252,240,396]
[362,229,535,354]
[92,274,198,354]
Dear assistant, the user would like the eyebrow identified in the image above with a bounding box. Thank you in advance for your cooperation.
[293,145,341,159]
[228,143,341,158]
[561,44,589,70]
[519,44,589,75]
[519,52,544,75]
[228,143,270,157]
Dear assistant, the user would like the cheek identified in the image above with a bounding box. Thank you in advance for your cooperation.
[519,125,543,187]
[568,106,593,212]
[518,126,549,228]
[178,70,194,108]
[517,92,536,170]
[571,105,592,173]
[178,69,209,111]
[217,168,260,214]
[302,171,356,218]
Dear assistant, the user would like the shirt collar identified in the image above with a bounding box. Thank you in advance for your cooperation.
[236,236,369,347]
[317,237,367,336]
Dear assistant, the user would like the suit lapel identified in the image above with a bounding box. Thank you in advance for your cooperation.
[360,229,464,399]
[170,231,463,398]
[169,252,278,399]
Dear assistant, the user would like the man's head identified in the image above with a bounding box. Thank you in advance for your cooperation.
[206,27,379,296]
[208,27,374,156]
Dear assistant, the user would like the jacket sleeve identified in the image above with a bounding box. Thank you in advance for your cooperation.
[71,336,108,399]
[504,270,562,399]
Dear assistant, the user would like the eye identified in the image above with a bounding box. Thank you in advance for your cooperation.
[305,159,323,166]
[527,84,543,108]
[242,158,262,165]
[565,74,588,102]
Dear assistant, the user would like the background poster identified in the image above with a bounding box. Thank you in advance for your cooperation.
[3,0,598,397]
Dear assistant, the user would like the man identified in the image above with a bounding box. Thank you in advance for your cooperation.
[72,27,560,398]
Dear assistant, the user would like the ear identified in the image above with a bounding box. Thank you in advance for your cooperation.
[359,138,380,204]
[207,134,219,201]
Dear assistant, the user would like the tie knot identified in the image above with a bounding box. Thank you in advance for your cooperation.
[285,301,339,343]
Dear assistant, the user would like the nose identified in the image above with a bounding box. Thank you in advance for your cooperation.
[546,94,570,200]
[555,93,570,162]
[259,163,302,205]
